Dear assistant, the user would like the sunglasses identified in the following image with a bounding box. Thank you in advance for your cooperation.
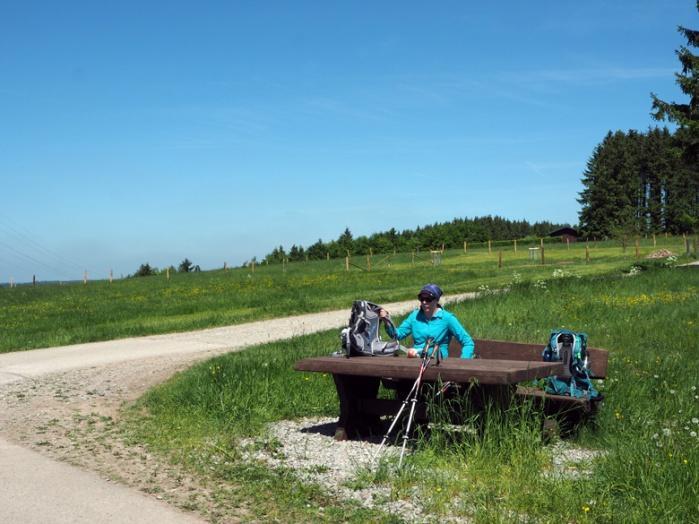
[418,295,436,302]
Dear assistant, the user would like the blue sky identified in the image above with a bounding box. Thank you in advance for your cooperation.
[1,1,696,283]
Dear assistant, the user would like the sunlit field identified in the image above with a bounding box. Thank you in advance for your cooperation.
[0,236,691,353]
[127,263,698,522]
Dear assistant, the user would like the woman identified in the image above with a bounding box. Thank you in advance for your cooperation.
[379,283,475,359]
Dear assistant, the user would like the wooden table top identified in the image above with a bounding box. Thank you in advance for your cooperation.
[294,356,564,385]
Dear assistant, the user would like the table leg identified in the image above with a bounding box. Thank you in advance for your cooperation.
[332,373,380,440]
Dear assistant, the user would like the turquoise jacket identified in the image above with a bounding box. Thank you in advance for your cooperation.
[385,307,475,359]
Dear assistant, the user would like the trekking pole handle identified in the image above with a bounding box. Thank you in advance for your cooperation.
[426,337,435,358]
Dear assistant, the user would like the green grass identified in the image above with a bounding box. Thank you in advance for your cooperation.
[126,264,699,521]
[0,236,691,352]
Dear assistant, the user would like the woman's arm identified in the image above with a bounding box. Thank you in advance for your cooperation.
[380,309,413,341]
[448,314,475,359]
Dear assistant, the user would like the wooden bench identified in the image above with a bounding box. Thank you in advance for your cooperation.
[295,343,570,440]
[295,338,608,440]
[451,338,609,415]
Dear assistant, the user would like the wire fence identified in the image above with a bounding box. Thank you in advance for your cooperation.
[3,234,696,287]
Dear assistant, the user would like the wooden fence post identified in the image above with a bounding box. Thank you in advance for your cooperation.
[463,240,467,253]
[223,261,228,271]
[166,267,170,281]
[540,238,544,248]
[412,251,415,266]
[345,256,349,272]
[540,246,545,265]
[498,250,502,269]
[585,245,590,264]
[488,240,492,254]
[109,269,113,284]
[252,260,255,273]
[514,239,517,253]
[33,274,36,287]
[367,254,371,271]
[326,252,329,261]
[566,238,570,250]
[83,271,87,285]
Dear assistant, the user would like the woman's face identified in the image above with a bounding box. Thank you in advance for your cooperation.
[418,294,438,316]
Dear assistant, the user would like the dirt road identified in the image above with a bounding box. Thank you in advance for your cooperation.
[0,293,477,523]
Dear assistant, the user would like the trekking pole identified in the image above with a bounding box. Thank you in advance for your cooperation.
[398,339,436,467]
[373,339,434,464]
[372,372,422,462]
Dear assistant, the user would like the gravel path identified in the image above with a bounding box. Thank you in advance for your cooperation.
[0,294,478,522]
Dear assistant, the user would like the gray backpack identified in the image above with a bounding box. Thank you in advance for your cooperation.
[340,300,404,357]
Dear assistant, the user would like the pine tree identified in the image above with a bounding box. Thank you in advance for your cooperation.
[578,131,634,238]
[651,2,699,233]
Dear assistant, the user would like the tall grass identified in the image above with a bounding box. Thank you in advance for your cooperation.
[0,236,690,352]
[128,264,698,521]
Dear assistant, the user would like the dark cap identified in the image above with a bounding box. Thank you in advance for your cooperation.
[417,283,443,300]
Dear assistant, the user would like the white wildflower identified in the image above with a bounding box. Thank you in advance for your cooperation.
[691,431,698,438]
[692,418,699,424]
[662,428,672,436]
[533,279,547,290]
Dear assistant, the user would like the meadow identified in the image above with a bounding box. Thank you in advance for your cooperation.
[0,236,691,353]
[125,260,698,522]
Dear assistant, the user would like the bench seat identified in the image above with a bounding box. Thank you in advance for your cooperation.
[449,338,608,412]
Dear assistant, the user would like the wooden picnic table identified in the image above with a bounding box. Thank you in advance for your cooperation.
[295,356,563,384]
[294,354,565,440]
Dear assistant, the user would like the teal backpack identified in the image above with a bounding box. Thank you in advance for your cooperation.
[542,329,600,400]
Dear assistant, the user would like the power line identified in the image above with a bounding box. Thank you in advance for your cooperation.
[0,214,88,279]
[0,239,78,280]
[0,214,85,272]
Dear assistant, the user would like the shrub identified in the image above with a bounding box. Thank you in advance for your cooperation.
[134,263,156,277]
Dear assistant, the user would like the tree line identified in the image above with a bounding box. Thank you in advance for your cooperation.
[578,4,698,238]
[263,216,568,263]
[133,258,200,277]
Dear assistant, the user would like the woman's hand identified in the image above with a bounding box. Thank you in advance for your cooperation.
[406,348,418,358]
[379,308,390,320]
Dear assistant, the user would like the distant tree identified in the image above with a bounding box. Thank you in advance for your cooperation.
[651,2,699,233]
[260,216,572,262]
[263,246,285,264]
[135,263,155,277]
[178,258,194,273]
[306,239,326,260]
[288,245,305,262]
[337,227,353,255]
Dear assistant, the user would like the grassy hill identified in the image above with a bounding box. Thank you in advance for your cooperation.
[127,261,699,522]
[0,236,692,353]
